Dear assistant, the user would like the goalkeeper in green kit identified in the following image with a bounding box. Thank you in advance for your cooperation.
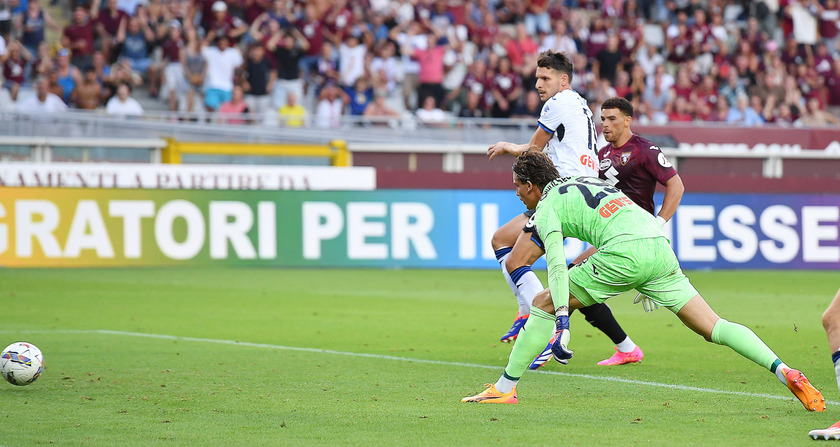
[462,150,825,412]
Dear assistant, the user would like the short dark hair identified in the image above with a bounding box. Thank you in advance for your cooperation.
[537,50,574,84]
[513,150,559,190]
[601,97,634,117]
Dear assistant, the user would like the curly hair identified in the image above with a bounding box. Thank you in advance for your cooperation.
[512,150,559,190]
[601,96,634,117]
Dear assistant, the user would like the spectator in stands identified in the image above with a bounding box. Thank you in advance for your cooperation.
[71,66,105,109]
[45,69,65,101]
[91,0,128,63]
[445,58,489,115]
[108,57,142,95]
[15,0,59,58]
[203,1,247,44]
[315,80,348,129]
[241,43,275,121]
[524,0,551,36]
[117,17,155,84]
[30,41,54,81]
[1,40,28,101]
[338,32,367,91]
[369,40,400,99]
[217,84,249,124]
[17,77,67,112]
[362,91,400,125]
[827,59,840,117]
[105,82,143,116]
[268,25,307,109]
[668,95,693,122]
[489,56,522,118]
[278,90,306,127]
[593,33,623,85]
[457,89,486,119]
[61,6,94,69]
[201,34,243,112]
[416,95,447,127]
[540,19,577,55]
[726,94,764,126]
[295,2,327,86]
[642,69,671,124]
[635,43,664,78]
[347,77,372,117]
[511,89,541,118]
[312,40,339,95]
[404,27,448,109]
[54,48,80,104]
[799,96,840,126]
[159,20,184,111]
[180,28,206,115]
[718,69,747,111]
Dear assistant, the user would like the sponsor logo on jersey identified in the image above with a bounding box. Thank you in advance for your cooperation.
[658,152,673,168]
[581,154,597,171]
[620,152,631,165]
[598,196,636,218]
[599,158,611,170]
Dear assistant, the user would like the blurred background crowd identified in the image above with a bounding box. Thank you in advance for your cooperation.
[0,0,838,127]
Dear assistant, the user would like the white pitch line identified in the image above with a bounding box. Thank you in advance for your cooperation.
[4,329,837,406]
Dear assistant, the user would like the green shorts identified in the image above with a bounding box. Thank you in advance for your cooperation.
[568,237,698,313]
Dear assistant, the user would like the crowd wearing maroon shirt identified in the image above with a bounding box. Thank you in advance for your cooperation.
[1,0,839,125]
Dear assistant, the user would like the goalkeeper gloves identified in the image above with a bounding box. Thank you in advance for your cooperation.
[633,292,660,312]
[550,310,573,364]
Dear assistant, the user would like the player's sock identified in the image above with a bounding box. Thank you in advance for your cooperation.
[494,374,518,394]
[710,318,783,378]
[509,265,544,310]
[502,306,555,383]
[579,303,631,347]
[495,248,529,316]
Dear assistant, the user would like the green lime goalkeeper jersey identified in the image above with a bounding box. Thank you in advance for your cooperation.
[533,176,666,309]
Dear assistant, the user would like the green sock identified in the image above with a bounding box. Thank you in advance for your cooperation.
[503,306,555,380]
[710,318,780,371]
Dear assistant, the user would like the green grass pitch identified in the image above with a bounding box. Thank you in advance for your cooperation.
[0,268,838,446]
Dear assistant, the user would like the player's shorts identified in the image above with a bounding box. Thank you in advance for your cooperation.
[568,236,698,313]
[521,209,545,250]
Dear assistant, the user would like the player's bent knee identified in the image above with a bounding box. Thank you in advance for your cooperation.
[533,289,554,313]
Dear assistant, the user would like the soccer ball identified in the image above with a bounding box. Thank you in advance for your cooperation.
[0,342,45,386]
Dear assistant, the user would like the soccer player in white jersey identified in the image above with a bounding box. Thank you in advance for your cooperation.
[486,50,643,367]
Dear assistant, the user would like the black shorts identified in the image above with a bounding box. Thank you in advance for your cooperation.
[521,209,545,251]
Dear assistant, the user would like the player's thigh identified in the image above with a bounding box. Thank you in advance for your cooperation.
[492,211,530,250]
[568,249,638,307]
[507,229,545,271]
[634,238,699,313]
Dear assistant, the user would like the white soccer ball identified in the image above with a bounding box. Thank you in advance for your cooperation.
[0,342,45,386]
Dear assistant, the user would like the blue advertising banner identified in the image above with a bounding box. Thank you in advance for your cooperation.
[1,188,837,269]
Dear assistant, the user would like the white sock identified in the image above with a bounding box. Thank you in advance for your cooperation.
[615,336,637,353]
[774,362,790,384]
[498,252,530,316]
[495,375,518,393]
[834,355,840,396]
[514,268,544,310]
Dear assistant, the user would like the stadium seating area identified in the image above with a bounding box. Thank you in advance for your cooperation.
[0,0,838,127]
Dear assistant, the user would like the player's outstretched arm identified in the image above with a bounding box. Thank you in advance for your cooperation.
[487,127,552,161]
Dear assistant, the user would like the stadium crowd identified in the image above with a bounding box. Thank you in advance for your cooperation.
[0,0,838,126]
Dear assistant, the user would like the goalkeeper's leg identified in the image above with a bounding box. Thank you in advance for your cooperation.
[678,294,824,412]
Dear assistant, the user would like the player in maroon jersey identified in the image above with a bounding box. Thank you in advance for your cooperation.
[597,96,684,219]
[569,96,685,364]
